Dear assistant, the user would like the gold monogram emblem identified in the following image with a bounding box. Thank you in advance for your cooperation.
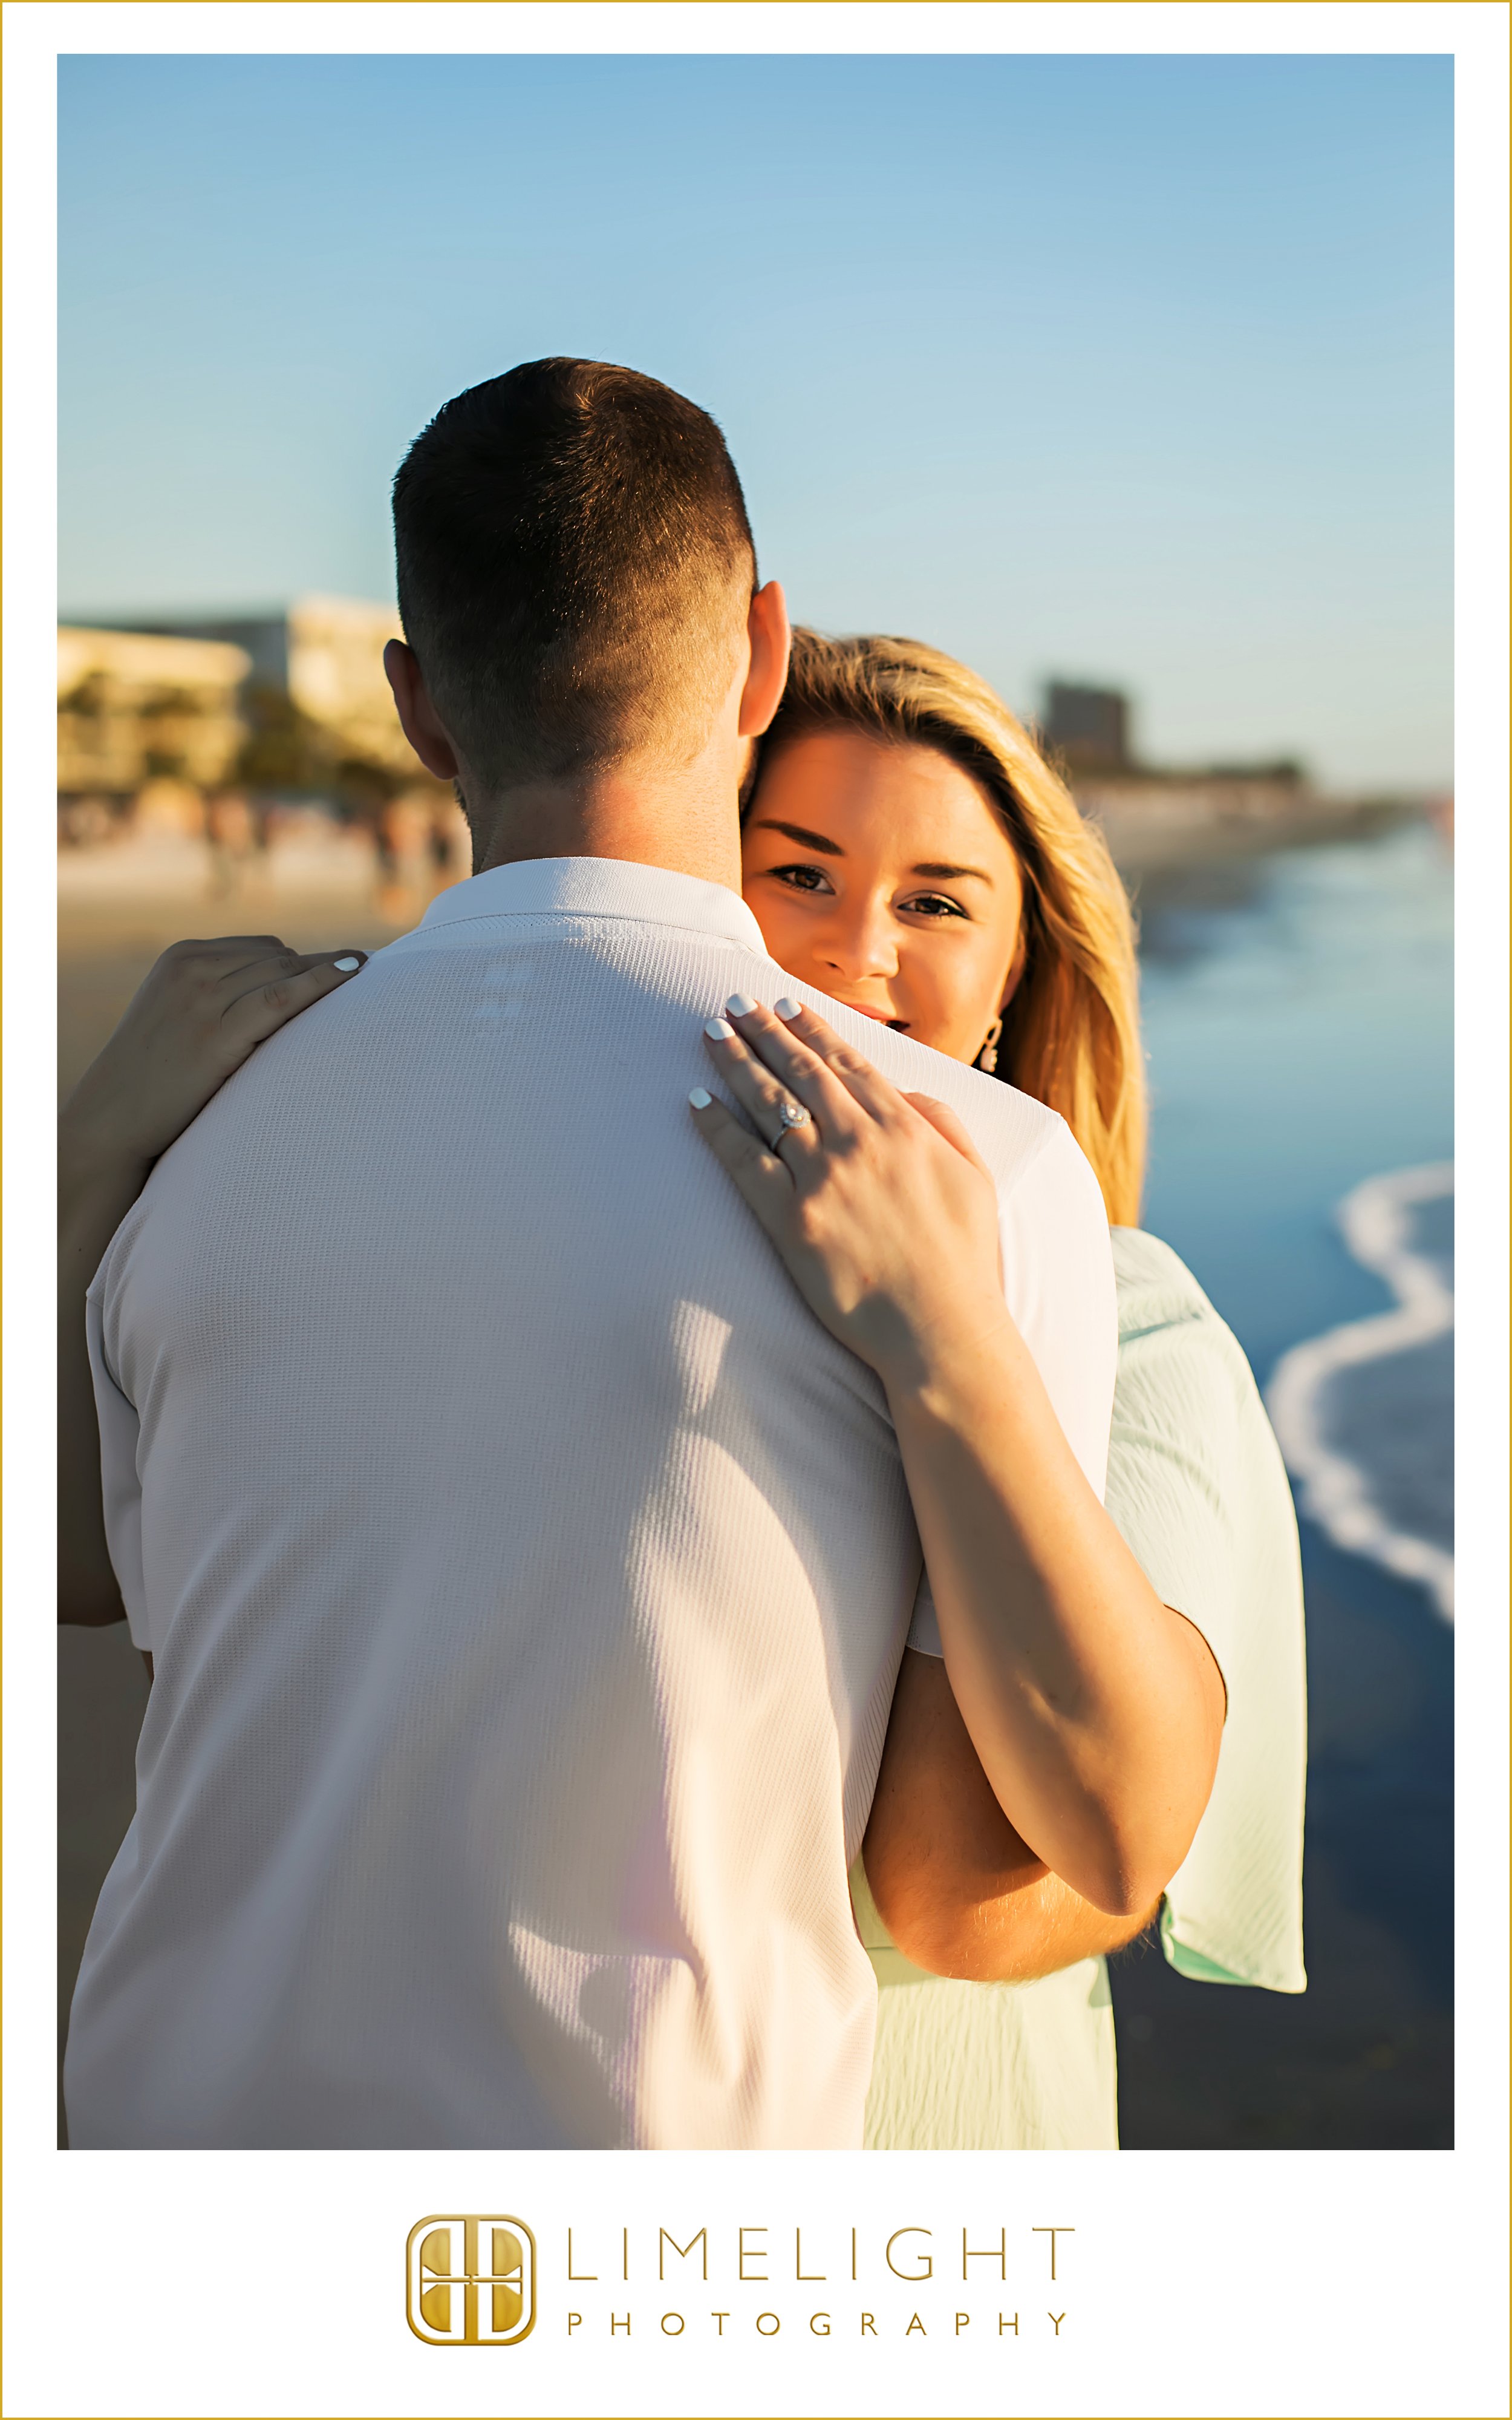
[406,2215,536,2346]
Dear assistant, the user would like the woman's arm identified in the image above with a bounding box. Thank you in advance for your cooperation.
[58,936,367,1626]
[877,1278,1223,1916]
[862,1649,1159,1980]
[691,996,1225,1920]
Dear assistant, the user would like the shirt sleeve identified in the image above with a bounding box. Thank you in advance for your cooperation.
[85,1269,151,1650]
[907,1116,1116,1656]
[996,1117,1118,1497]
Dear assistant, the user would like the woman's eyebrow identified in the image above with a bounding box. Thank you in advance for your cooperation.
[911,861,992,884]
[749,818,846,857]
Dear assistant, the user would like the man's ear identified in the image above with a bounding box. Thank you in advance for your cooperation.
[384,639,461,782]
[737,581,791,739]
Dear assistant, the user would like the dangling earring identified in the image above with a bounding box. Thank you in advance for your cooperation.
[976,1017,1003,1076]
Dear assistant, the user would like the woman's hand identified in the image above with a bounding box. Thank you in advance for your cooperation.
[60,934,368,1178]
[689,993,1008,1385]
[59,934,368,1627]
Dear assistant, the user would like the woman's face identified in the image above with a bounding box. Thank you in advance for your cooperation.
[741,728,1026,1064]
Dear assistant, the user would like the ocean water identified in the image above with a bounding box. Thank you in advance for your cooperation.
[1136,817,1453,1382]
[1109,817,1455,2147]
[1139,821,1454,1617]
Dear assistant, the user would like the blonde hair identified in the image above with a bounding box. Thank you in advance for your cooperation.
[756,629,1147,1225]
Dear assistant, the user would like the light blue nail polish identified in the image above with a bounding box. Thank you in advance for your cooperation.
[334,957,360,972]
[774,997,801,1021]
[688,1087,713,1110]
[704,1016,735,1041]
[725,993,758,1017]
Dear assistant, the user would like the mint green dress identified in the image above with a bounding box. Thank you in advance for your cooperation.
[855,1226,1308,2151]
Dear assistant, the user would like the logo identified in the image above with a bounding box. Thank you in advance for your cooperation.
[406,2215,537,2347]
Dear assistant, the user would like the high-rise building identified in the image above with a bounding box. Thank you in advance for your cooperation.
[1043,681,1131,775]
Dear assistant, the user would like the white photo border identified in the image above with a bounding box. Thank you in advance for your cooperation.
[8,8,1506,2416]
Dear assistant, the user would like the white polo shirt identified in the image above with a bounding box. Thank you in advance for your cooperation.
[70,856,1115,2149]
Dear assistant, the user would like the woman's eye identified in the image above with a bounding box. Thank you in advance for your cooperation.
[771,862,833,895]
[904,892,967,919]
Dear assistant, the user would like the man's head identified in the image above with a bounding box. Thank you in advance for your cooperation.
[390,359,773,806]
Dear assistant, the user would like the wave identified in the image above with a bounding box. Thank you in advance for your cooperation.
[1265,1163,1454,1621]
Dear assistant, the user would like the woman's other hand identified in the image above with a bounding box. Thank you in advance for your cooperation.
[689,993,1007,1385]
[61,935,367,1178]
[59,934,367,1626]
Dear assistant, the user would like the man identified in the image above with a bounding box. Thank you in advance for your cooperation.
[64,360,1115,2147]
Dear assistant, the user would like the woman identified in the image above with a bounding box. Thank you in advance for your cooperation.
[59,630,1305,2150]
[715,630,1306,2147]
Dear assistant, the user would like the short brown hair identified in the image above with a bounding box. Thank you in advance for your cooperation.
[393,359,756,788]
[757,630,1146,1225]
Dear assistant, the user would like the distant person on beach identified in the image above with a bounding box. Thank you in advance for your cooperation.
[58,360,1228,2150]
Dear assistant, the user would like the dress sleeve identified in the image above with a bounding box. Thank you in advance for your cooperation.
[911,1228,1308,1998]
[1102,1317,1241,1698]
[85,1267,151,1650]
[1106,1240,1308,1994]
[907,1115,1116,1656]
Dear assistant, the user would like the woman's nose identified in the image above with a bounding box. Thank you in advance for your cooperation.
[817,902,898,981]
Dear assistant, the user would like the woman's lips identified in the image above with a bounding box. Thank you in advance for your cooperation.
[837,1002,908,1030]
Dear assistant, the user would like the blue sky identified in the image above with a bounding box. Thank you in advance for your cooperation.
[59,52,1452,788]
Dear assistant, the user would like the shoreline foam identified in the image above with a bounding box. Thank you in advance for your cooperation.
[1265,1163,1454,1621]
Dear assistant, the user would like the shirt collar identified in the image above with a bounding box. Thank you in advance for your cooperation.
[418,855,765,956]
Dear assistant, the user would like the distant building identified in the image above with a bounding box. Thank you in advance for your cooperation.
[101,610,294,692]
[57,605,466,891]
[102,595,415,780]
[57,624,250,800]
[1043,681,1132,776]
[1032,672,1325,868]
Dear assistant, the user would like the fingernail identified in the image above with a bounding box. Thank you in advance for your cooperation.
[704,1016,735,1041]
[725,993,758,1017]
[688,1087,713,1110]
[774,996,801,1021]
[334,956,362,972]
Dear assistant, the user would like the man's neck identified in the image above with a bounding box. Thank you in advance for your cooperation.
[471,764,743,895]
